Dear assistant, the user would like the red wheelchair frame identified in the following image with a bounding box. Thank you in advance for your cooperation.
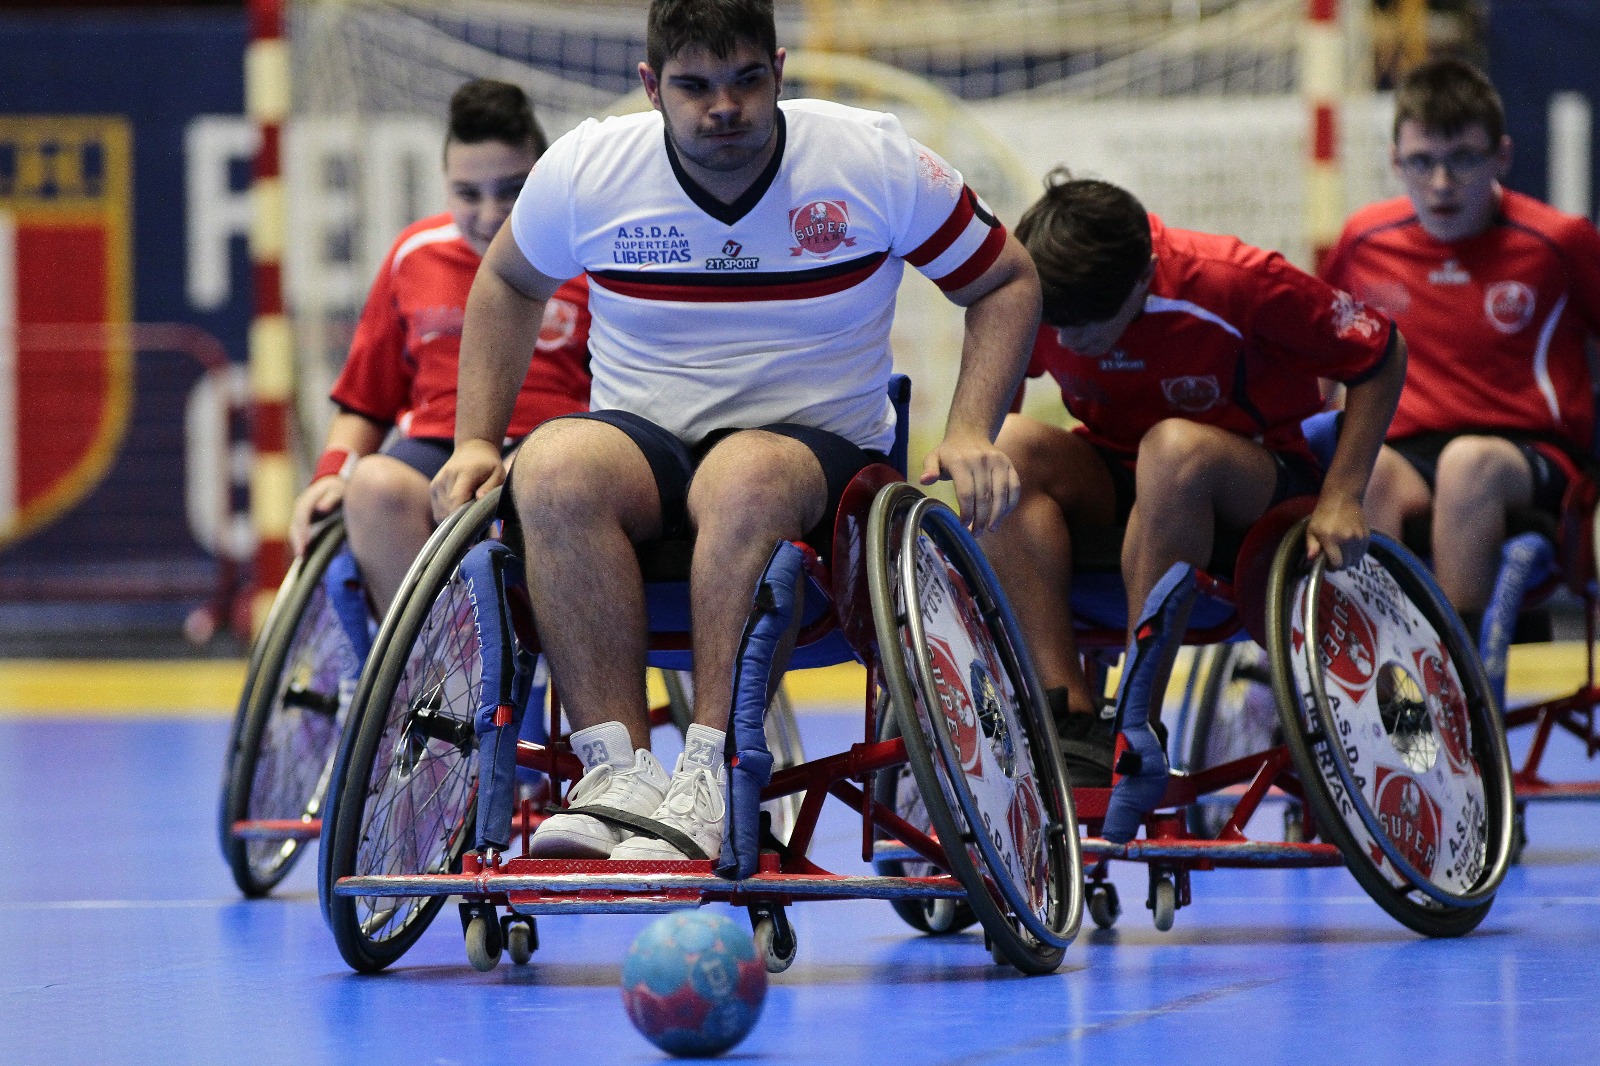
[1057,497,1514,937]
[324,465,1083,975]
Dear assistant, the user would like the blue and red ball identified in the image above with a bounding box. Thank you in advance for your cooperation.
[622,911,767,1057]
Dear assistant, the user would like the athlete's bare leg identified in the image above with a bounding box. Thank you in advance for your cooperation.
[1365,444,1432,540]
[342,455,435,614]
[1121,419,1278,722]
[686,430,828,730]
[511,419,664,751]
[1431,435,1534,613]
[980,414,1117,716]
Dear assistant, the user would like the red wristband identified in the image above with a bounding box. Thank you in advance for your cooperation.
[313,448,354,482]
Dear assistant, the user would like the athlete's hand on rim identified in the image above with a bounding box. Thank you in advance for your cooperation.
[920,433,1021,534]
[430,438,505,522]
[1306,491,1369,571]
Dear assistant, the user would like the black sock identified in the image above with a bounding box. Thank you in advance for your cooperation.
[1046,686,1072,730]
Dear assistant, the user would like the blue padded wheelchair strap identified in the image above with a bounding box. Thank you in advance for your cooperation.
[715,540,805,880]
[460,539,535,853]
[1478,532,1555,714]
[1102,562,1195,845]
[322,544,374,667]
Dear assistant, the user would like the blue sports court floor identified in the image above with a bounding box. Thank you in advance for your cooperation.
[1,658,1598,1066]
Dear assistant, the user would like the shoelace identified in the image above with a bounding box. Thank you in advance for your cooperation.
[661,767,724,823]
[565,763,614,806]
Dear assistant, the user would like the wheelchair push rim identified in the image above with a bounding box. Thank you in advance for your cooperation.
[323,492,499,971]
[1267,520,1514,914]
[870,486,1082,961]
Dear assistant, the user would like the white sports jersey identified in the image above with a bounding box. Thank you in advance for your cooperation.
[509,98,1005,451]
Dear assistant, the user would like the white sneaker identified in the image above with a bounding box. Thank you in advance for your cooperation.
[528,722,668,858]
[611,724,727,862]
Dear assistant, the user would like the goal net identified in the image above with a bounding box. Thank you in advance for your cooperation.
[284,0,1391,455]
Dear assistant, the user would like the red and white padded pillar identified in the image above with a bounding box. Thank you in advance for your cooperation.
[1303,0,1344,275]
[246,0,293,630]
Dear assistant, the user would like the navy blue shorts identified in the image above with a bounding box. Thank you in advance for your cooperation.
[380,436,453,479]
[1089,440,1323,525]
[1389,430,1569,517]
[554,411,887,554]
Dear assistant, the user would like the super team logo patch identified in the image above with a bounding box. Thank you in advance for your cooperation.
[536,297,579,351]
[1373,765,1442,877]
[789,200,855,257]
[1316,582,1378,696]
[927,634,983,779]
[1484,280,1536,334]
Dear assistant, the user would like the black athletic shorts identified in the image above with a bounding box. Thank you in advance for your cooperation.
[380,435,453,479]
[552,410,887,555]
[1389,431,1569,517]
[1088,440,1324,526]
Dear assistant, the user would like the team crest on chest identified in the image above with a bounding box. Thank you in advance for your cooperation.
[1484,280,1536,334]
[1161,374,1222,413]
[789,200,856,257]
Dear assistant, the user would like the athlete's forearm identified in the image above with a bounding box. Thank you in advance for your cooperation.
[945,237,1042,442]
[456,264,545,448]
[1324,329,1408,504]
[320,411,387,461]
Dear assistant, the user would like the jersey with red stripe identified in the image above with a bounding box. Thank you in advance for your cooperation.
[1028,217,1393,460]
[331,213,592,440]
[509,99,1006,451]
[1323,189,1600,452]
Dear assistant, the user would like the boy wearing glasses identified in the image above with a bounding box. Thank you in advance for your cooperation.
[1323,58,1600,624]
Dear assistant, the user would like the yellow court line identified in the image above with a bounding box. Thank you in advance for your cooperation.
[0,643,1591,718]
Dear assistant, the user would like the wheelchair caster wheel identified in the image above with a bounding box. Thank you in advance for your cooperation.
[987,929,1010,968]
[503,916,537,966]
[1088,882,1120,930]
[753,916,796,974]
[1284,802,1305,844]
[923,898,961,934]
[1149,875,1176,932]
[465,913,502,972]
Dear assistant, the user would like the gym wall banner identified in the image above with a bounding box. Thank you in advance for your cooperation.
[1489,0,1600,221]
[0,12,249,624]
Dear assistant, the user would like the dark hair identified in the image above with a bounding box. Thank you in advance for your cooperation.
[1393,58,1505,146]
[646,0,777,74]
[445,79,548,160]
[1015,168,1151,326]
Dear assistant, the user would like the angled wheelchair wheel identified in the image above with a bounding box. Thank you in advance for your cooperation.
[1172,642,1287,839]
[869,487,1083,973]
[323,490,501,972]
[219,517,358,898]
[662,671,806,846]
[872,702,978,935]
[1266,521,1515,937]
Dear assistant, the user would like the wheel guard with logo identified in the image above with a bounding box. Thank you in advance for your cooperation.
[1478,531,1553,714]
[462,540,541,853]
[322,544,375,668]
[1103,562,1195,844]
[716,540,805,880]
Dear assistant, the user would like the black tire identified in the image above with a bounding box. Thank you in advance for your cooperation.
[219,517,358,897]
[1173,642,1288,839]
[662,671,805,845]
[872,704,979,935]
[869,487,1082,973]
[1266,521,1515,937]
[323,491,501,972]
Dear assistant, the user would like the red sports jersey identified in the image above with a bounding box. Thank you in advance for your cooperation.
[331,213,591,439]
[1028,216,1393,461]
[1324,190,1600,452]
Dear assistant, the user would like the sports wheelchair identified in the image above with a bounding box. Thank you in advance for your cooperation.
[218,499,758,900]
[882,496,1517,938]
[317,376,1085,976]
[218,516,365,897]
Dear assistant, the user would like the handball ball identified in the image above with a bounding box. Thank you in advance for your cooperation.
[622,911,767,1057]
